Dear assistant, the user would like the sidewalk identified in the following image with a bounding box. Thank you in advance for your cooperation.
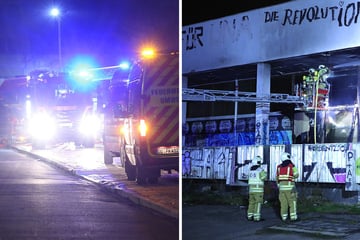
[11,143,179,220]
[183,204,360,239]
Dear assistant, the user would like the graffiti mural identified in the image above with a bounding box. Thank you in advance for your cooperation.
[183,143,360,186]
[182,147,235,179]
[184,115,292,147]
[302,144,348,183]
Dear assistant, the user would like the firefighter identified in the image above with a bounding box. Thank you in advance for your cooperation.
[247,156,267,222]
[301,65,330,108]
[276,152,299,222]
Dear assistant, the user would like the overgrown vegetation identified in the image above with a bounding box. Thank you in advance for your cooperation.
[183,190,247,206]
[297,197,360,214]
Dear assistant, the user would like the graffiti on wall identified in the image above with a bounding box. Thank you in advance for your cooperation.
[183,143,360,186]
[182,147,235,179]
[184,115,292,147]
[303,144,348,183]
[183,1,360,53]
[182,26,204,51]
[267,2,360,27]
[346,150,356,190]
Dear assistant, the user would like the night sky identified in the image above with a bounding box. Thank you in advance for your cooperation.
[0,1,293,77]
[0,0,179,76]
[182,0,292,25]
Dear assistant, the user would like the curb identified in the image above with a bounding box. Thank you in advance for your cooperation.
[268,225,348,237]
[12,146,178,220]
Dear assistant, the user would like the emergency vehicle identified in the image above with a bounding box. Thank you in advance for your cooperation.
[0,75,28,145]
[26,70,102,149]
[103,49,179,184]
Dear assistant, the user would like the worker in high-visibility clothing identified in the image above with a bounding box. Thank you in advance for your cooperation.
[276,152,299,222]
[247,156,267,222]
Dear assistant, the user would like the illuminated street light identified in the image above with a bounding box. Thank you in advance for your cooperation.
[49,7,62,71]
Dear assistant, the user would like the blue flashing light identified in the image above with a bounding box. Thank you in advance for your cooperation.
[75,69,93,80]
[67,55,100,74]
[119,61,130,71]
[66,55,101,91]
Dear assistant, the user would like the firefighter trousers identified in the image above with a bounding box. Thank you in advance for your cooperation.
[247,192,263,221]
[278,189,297,221]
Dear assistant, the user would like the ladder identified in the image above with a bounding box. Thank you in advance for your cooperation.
[182,88,306,105]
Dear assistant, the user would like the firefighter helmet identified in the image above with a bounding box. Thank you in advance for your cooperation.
[281,152,291,161]
[253,155,262,165]
[318,65,326,70]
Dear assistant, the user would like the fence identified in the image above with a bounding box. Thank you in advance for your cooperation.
[182,143,360,191]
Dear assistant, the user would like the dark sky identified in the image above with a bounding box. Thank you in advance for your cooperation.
[182,0,292,25]
[0,0,179,73]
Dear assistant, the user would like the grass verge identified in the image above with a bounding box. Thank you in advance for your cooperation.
[183,180,360,215]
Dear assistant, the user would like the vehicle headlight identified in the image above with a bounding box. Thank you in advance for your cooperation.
[28,112,57,140]
[79,114,102,136]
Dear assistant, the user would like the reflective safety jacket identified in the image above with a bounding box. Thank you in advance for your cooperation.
[276,160,299,191]
[248,165,267,193]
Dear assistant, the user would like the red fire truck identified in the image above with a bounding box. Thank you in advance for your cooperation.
[26,70,103,149]
[103,49,179,184]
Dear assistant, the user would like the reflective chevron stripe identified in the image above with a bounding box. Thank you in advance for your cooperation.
[143,54,179,147]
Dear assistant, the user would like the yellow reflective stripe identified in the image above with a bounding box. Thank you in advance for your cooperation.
[278,166,295,181]
[279,181,295,191]
[249,178,263,184]
[249,187,264,193]
[278,176,294,181]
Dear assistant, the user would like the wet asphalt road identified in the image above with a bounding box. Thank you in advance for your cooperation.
[0,149,178,239]
[12,143,179,219]
[182,204,360,240]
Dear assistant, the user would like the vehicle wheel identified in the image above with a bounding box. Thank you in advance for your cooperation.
[136,166,147,184]
[136,175,146,185]
[125,160,136,181]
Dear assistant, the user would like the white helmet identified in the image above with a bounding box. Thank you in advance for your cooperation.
[253,155,262,165]
[281,152,291,161]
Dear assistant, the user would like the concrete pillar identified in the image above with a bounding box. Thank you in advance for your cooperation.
[255,63,271,146]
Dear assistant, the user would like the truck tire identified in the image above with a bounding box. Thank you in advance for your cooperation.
[125,160,136,181]
[135,167,160,184]
[136,166,147,184]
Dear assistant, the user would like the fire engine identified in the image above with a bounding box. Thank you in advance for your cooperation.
[0,75,29,146]
[25,70,103,149]
[103,49,179,184]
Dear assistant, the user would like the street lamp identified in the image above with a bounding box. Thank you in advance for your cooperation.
[49,7,62,71]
